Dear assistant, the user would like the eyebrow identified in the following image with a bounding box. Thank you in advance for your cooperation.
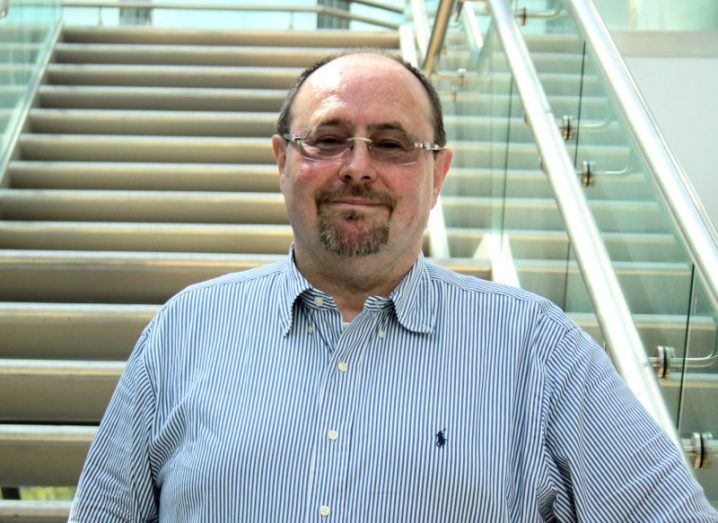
[314,119,409,135]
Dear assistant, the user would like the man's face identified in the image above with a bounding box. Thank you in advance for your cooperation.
[272,54,452,266]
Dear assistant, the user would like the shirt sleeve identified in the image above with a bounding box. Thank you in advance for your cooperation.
[543,325,718,521]
[68,326,160,522]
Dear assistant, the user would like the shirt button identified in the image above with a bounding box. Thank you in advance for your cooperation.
[307,325,315,335]
[327,429,339,441]
[314,296,324,307]
[337,361,348,373]
[319,505,330,517]
[378,329,386,339]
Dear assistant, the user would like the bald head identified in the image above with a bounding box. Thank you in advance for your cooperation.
[276,50,446,147]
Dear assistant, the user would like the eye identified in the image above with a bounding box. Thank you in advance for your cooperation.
[306,130,349,151]
[372,132,412,151]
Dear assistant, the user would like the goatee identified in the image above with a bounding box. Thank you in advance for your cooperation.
[315,185,395,257]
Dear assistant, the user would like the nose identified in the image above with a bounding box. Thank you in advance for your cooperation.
[339,137,378,183]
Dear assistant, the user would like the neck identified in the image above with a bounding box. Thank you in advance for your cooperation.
[294,244,419,322]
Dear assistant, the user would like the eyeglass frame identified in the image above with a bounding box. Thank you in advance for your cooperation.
[281,127,444,166]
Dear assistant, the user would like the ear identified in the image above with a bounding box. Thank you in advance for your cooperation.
[272,134,287,174]
[431,148,452,207]
[272,135,288,193]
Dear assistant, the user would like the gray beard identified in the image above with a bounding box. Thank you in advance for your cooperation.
[314,184,395,257]
[318,209,390,257]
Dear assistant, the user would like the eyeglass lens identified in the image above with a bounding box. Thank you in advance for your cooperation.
[298,126,421,164]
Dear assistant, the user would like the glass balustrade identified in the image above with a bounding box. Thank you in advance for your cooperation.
[422,0,717,504]
[519,0,716,503]
[0,0,61,184]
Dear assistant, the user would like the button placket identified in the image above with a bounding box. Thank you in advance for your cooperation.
[309,311,381,523]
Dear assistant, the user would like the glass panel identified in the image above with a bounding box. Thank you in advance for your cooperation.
[61,0,403,32]
[679,273,718,505]
[512,0,585,318]
[432,10,514,264]
[543,0,717,502]
[0,0,61,181]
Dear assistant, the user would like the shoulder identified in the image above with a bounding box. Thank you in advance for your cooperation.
[425,260,575,331]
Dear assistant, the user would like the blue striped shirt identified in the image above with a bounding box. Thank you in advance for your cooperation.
[70,253,717,522]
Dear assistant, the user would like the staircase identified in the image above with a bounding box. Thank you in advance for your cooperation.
[0,10,716,519]
[0,25,492,520]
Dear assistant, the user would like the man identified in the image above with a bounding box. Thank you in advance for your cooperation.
[70,51,717,521]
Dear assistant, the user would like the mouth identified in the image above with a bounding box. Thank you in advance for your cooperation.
[330,198,383,208]
[315,186,396,214]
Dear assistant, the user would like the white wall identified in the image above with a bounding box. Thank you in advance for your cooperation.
[613,31,718,232]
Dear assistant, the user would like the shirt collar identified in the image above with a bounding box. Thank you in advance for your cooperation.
[279,247,436,336]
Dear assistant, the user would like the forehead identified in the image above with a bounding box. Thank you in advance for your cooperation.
[291,54,434,135]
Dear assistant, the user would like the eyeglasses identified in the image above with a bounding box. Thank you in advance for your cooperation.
[282,125,443,166]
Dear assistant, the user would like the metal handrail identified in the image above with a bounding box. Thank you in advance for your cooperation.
[564,0,718,337]
[61,1,401,30]
[421,0,456,75]
[474,0,682,450]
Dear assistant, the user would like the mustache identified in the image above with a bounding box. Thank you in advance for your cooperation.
[315,184,396,212]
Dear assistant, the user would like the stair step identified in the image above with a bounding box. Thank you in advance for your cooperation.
[442,196,669,233]
[570,312,717,355]
[0,500,70,522]
[8,162,281,192]
[446,228,683,263]
[38,85,285,111]
[0,360,122,423]
[61,26,399,48]
[441,92,609,120]
[19,134,275,163]
[441,167,653,201]
[0,189,286,223]
[0,222,294,252]
[54,43,349,67]
[516,259,696,315]
[29,109,277,136]
[0,250,489,303]
[0,302,156,360]
[46,63,303,89]
[0,424,94,486]
[435,70,604,97]
[0,250,286,303]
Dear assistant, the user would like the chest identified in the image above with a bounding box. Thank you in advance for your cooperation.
[152,309,549,522]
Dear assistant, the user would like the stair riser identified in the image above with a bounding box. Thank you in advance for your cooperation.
[0,225,294,252]
[39,87,285,111]
[442,95,609,120]
[441,171,655,201]
[0,442,89,486]
[442,199,669,233]
[447,231,684,263]
[0,307,155,360]
[579,321,718,356]
[61,27,399,47]
[518,268,696,315]
[435,73,604,97]
[54,44,344,67]
[0,264,267,304]
[19,136,276,163]
[29,110,278,137]
[47,65,300,89]
[8,163,282,192]
[0,374,118,423]
[0,193,288,224]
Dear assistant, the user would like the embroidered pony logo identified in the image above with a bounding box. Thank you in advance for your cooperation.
[435,428,447,448]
